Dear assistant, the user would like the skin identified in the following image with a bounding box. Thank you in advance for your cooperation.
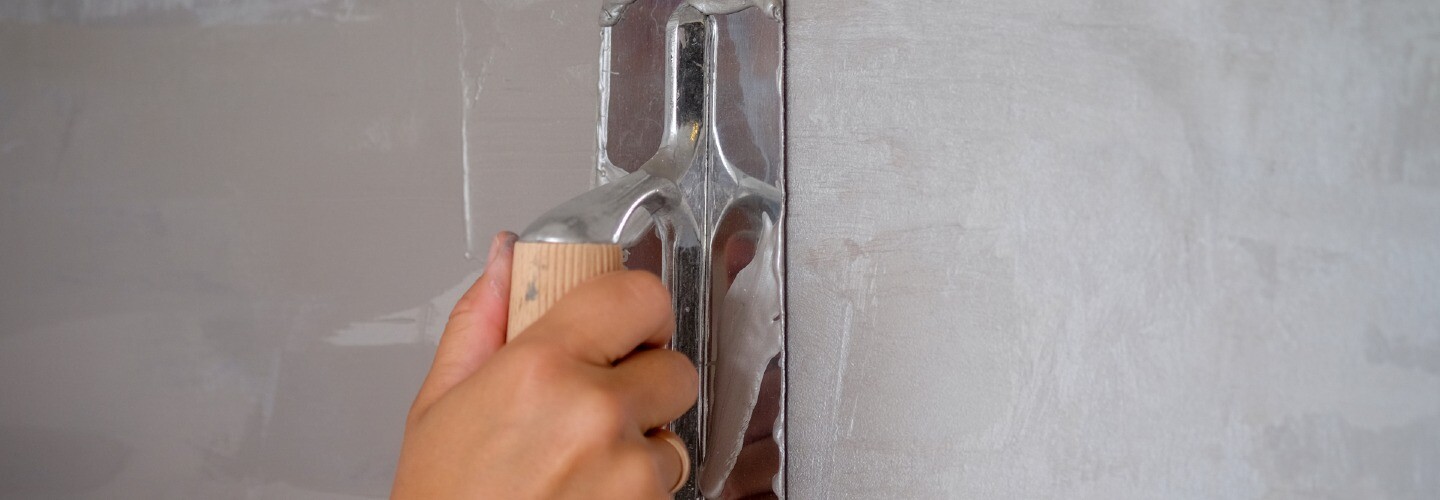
[392,232,699,499]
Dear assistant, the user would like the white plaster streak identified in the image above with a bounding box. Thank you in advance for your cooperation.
[327,272,481,347]
[819,299,855,496]
[845,411,856,438]
[595,27,621,185]
[457,1,478,258]
[832,303,854,410]
[688,0,783,21]
[326,315,421,347]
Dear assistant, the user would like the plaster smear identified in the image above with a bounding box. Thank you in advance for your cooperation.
[689,0,782,21]
[700,216,783,497]
[786,0,1440,498]
[0,0,378,25]
[327,272,480,347]
[600,0,781,26]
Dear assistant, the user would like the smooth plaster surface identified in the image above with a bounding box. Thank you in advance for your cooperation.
[786,0,1440,498]
[1,0,1438,499]
[0,1,596,498]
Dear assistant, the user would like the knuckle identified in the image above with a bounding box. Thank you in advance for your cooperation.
[446,296,477,322]
[613,271,671,311]
[403,393,437,431]
[577,388,630,427]
[672,356,701,401]
[663,350,699,383]
[404,405,426,430]
[651,350,699,402]
[506,344,571,392]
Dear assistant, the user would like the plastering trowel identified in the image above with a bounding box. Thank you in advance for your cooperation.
[503,1,786,498]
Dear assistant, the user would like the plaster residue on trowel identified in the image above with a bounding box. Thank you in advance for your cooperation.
[600,0,782,26]
[700,215,784,497]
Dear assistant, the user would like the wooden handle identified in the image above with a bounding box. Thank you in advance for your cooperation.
[507,241,624,340]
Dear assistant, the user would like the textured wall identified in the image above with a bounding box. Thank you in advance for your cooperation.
[4,0,1439,499]
[0,2,596,498]
[787,0,1440,498]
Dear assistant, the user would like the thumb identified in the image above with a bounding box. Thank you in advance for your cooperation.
[410,231,517,417]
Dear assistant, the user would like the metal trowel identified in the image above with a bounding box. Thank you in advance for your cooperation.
[505,1,786,498]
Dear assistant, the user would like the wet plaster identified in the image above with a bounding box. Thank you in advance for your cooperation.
[0,1,596,498]
[787,0,1440,498]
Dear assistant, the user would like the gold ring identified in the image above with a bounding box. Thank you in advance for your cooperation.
[656,431,690,494]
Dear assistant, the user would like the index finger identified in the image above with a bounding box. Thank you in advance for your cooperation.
[512,270,675,365]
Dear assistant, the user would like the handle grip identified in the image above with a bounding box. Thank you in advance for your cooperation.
[507,242,624,339]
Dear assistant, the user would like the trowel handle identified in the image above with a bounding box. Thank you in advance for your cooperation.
[507,242,624,339]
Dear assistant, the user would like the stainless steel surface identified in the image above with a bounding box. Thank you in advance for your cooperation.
[695,7,784,497]
[524,1,785,497]
[690,0,785,20]
[601,0,640,27]
[523,3,708,244]
[520,4,712,497]
[602,0,785,26]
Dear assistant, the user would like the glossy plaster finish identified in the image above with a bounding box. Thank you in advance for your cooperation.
[0,1,596,498]
[787,0,1440,498]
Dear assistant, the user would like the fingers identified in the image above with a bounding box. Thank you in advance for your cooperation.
[519,271,675,366]
[411,232,516,418]
[644,428,691,495]
[610,348,699,430]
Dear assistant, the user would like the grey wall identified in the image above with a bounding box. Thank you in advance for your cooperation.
[787,0,1440,498]
[2,0,1439,499]
[0,1,596,498]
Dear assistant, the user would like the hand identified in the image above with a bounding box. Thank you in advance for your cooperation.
[392,232,699,499]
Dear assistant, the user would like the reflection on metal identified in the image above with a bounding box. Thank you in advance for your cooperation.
[526,0,784,496]
[600,0,783,27]
[522,11,710,498]
[593,1,785,497]
[521,0,789,495]
[600,0,637,26]
[523,3,707,244]
[700,215,782,497]
[690,0,784,20]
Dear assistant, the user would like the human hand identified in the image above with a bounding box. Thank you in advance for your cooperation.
[391,232,698,499]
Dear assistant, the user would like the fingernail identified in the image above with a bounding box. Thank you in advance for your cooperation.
[499,231,518,255]
[486,231,519,264]
[488,232,518,299]
[486,233,505,263]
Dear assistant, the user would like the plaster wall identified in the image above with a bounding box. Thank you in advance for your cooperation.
[1,0,1437,499]
[786,1,1440,498]
[0,2,597,498]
